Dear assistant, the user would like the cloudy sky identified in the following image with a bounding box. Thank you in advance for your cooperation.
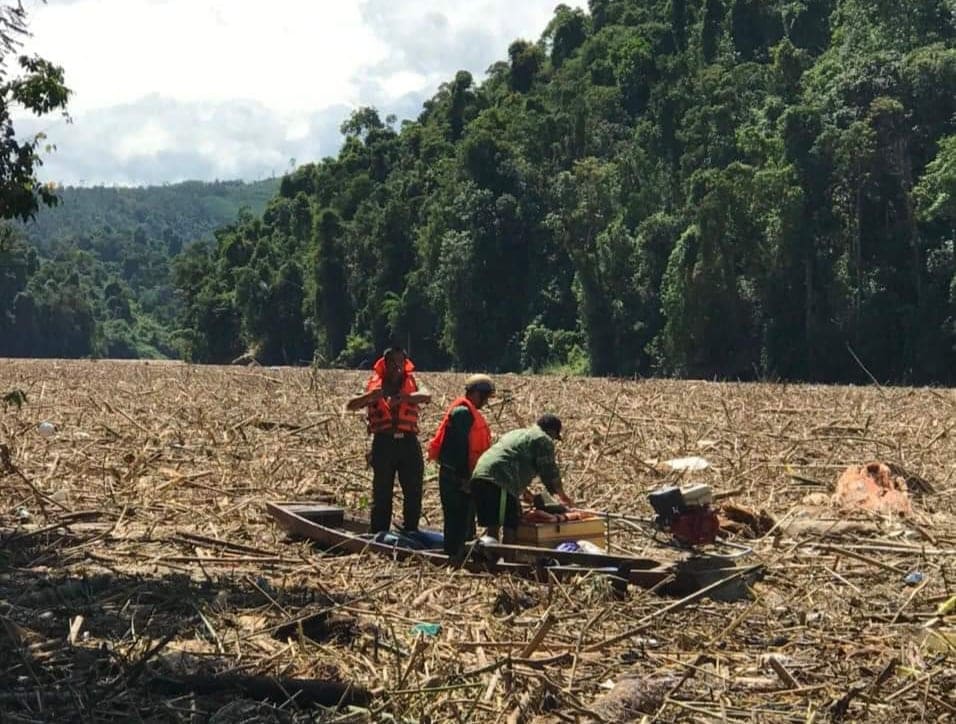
[15,0,580,187]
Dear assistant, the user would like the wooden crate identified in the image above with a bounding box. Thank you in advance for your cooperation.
[516,516,606,548]
[286,504,345,527]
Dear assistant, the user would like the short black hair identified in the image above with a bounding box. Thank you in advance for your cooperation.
[536,413,562,440]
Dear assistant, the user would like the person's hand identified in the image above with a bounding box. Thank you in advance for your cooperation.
[556,492,574,508]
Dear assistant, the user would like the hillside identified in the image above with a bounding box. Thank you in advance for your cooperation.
[0,178,278,360]
[18,179,280,252]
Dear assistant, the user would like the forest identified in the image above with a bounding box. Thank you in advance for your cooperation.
[4,0,956,383]
[0,180,277,358]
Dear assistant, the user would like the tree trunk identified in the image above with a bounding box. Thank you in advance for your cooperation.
[805,252,813,378]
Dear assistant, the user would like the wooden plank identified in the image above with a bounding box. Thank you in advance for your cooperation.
[478,541,665,570]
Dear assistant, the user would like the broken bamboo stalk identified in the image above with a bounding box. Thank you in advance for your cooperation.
[149,673,373,707]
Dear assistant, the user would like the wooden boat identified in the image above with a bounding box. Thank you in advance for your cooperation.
[265,501,749,593]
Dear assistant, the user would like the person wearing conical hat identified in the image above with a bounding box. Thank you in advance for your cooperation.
[427,374,496,560]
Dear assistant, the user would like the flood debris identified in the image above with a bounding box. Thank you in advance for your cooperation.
[661,455,710,472]
[718,502,776,538]
[0,360,953,722]
[591,674,677,719]
[833,462,914,515]
[149,672,372,708]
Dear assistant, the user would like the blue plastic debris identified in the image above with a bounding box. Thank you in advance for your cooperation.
[903,570,925,586]
[556,541,581,552]
[411,622,442,637]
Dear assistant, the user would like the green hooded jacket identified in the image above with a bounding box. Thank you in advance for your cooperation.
[470,424,561,497]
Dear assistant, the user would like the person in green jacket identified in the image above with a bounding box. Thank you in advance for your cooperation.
[470,414,573,544]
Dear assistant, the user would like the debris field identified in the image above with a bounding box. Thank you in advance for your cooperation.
[1,359,953,722]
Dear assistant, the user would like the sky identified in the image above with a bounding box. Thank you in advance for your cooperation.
[14,0,582,187]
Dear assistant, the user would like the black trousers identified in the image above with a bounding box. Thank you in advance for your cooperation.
[439,472,475,557]
[369,433,423,533]
[472,477,520,530]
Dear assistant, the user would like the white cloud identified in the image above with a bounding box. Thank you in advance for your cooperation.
[17,96,352,185]
[115,119,173,159]
[378,70,429,100]
[14,0,582,185]
[23,0,388,113]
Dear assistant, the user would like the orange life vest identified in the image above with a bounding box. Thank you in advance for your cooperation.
[427,396,492,472]
[365,356,420,434]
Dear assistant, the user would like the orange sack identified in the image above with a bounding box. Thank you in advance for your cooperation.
[832,462,912,516]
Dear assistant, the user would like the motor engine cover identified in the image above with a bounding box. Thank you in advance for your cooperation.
[669,507,720,546]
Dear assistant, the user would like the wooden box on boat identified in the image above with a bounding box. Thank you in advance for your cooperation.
[515,516,606,548]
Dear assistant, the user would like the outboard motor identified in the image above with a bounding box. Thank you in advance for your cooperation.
[648,484,720,546]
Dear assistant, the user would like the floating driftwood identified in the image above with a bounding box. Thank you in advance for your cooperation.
[0,360,952,722]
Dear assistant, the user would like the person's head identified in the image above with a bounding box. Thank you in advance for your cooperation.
[464,374,495,409]
[383,347,406,382]
[536,413,562,441]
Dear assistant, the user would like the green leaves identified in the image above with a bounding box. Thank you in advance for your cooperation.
[6,55,70,115]
[0,50,70,222]
[915,135,956,223]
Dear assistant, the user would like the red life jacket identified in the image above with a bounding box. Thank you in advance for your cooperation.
[427,395,492,472]
[365,356,420,434]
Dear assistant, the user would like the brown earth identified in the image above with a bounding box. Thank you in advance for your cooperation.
[0,359,953,722]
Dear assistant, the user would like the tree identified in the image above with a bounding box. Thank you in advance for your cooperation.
[547,158,624,375]
[311,208,350,359]
[915,134,956,224]
[546,5,589,68]
[0,226,36,352]
[508,40,544,93]
[340,106,385,142]
[702,0,725,63]
[0,1,70,221]
[659,165,764,378]
[731,0,784,62]
[67,0,956,384]
[447,71,475,142]
[172,242,243,363]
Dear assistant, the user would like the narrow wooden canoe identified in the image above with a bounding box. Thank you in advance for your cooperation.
[265,501,677,590]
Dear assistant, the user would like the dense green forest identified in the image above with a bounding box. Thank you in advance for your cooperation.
[5,0,956,383]
[0,180,278,358]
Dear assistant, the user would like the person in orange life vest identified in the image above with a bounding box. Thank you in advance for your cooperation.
[346,347,432,533]
[426,374,495,559]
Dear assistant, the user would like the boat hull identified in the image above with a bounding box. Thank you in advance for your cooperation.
[265,501,676,590]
